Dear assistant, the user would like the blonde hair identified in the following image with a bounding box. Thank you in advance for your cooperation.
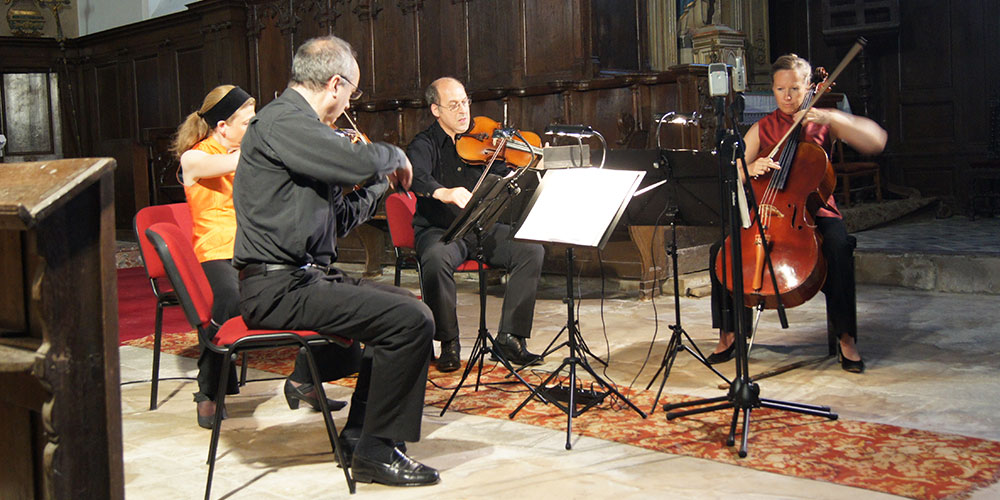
[171,85,255,158]
[771,53,812,83]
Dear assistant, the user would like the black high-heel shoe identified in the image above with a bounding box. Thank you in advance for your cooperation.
[706,342,736,364]
[195,400,227,430]
[837,344,865,373]
[283,379,348,412]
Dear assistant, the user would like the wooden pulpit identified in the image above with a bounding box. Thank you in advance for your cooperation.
[0,158,124,499]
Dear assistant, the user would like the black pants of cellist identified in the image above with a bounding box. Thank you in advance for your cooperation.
[710,216,858,343]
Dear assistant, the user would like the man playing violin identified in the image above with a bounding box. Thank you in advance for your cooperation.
[406,77,546,372]
[707,54,887,373]
[233,35,439,486]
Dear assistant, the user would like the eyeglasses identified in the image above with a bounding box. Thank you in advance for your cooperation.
[439,97,471,113]
[337,74,363,101]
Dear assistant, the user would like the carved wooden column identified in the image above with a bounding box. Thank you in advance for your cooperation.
[0,158,122,499]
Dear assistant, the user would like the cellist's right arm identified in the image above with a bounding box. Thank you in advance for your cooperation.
[739,122,780,183]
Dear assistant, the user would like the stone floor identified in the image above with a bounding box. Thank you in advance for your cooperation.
[119,213,1000,499]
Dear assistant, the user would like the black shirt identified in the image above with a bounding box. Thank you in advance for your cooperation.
[407,120,510,229]
[233,88,405,268]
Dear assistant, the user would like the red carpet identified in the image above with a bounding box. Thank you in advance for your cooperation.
[117,267,192,342]
[123,330,1000,500]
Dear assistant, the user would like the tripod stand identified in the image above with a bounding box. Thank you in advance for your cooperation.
[439,174,537,416]
[509,246,647,449]
[508,166,649,449]
[645,210,729,414]
[662,98,837,457]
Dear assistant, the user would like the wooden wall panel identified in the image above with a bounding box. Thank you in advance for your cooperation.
[417,0,469,87]
[250,6,292,106]
[467,1,522,88]
[372,3,420,96]
[95,64,124,140]
[175,47,206,117]
[133,56,162,133]
[523,1,584,81]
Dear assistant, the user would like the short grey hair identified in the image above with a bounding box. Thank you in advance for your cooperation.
[290,36,357,92]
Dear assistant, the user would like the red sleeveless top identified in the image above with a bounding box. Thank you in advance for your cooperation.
[756,109,840,219]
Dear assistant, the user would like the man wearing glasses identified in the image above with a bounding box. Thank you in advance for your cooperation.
[233,36,440,486]
[406,77,546,373]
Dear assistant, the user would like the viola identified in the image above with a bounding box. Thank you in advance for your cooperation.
[455,116,543,168]
[714,38,865,310]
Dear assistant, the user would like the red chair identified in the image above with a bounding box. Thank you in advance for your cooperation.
[384,192,485,292]
[133,202,195,410]
[144,222,356,497]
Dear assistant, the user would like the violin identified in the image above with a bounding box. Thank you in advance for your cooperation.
[329,112,373,191]
[330,112,372,144]
[455,116,543,168]
[715,38,866,310]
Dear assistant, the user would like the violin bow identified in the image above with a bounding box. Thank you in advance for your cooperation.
[767,37,867,159]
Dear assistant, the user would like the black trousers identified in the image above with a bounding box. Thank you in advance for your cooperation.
[239,266,434,442]
[197,259,240,399]
[710,216,858,341]
[414,222,544,342]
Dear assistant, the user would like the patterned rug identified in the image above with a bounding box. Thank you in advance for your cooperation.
[123,331,1000,500]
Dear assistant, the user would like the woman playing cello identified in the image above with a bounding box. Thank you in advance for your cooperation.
[707,54,887,373]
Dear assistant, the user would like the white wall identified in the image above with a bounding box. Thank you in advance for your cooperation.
[77,0,188,37]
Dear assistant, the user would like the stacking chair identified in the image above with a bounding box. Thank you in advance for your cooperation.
[384,191,486,293]
[133,202,195,410]
[144,222,356,498]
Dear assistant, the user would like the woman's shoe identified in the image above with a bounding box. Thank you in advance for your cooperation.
[837,344,865,373]
[195,400,227,430]
[705,343,736,364]
[283,379,348,412]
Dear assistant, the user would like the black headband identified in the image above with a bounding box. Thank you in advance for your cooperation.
[199,87,252,127]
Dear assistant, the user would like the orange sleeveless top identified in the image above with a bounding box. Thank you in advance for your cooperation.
[183,137,237,262]
[756,109,840,219]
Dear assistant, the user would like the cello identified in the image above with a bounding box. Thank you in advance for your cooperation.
[715,39,866,310]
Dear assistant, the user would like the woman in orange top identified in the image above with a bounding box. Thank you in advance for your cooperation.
[171,85,255,428]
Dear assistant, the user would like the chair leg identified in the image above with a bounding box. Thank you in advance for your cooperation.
[204,350,235,500]
[394,255,402,287]
[150,302,164,411]
[239,352,248,386]
[842,176,852,208]
[300,340,356,494]
[874,171,883,202]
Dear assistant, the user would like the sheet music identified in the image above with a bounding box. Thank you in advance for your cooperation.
[515,167,644,248]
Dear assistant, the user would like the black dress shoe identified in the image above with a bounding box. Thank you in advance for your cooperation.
[491,332,544,366]
[334,428,406,466]
[705,343,736,364]
[283,379,348,412]
[436,339,461,372]
[351,448,439,486]
[838,345,865,373]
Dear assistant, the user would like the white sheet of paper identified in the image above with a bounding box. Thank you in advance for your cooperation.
[515,167,645,248]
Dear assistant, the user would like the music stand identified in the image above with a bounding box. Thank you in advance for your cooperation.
[438,172,539,416]
[509,167,649,449]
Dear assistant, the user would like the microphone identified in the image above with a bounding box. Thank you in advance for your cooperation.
[544,124,595,138]
[654,111,700,127]
[732,56,747,93]
[708,62,730,97]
